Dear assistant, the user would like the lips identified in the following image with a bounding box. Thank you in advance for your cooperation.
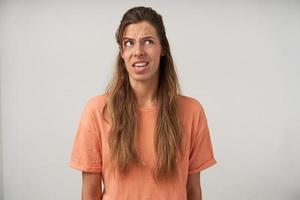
[132,61,149,67]
[131,61,149,74]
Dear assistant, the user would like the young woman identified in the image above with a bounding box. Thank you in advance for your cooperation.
[70,6,216,200]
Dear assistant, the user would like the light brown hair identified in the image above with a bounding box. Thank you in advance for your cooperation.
[104,6,183,182]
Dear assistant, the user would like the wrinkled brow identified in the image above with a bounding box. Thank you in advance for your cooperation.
[123,36,155,41]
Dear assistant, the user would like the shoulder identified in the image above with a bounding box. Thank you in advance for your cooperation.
[178,94,205,114]
[83,93,109,113]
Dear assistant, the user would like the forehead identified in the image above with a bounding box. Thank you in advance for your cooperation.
[123,21,159,39]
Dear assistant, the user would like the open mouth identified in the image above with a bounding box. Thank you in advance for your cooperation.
[132,61,149,67]
[132,61,149,73]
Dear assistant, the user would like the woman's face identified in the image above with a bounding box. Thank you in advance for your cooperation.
[121,21,163,85]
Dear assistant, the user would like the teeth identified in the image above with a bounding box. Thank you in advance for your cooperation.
[134,62,147,67]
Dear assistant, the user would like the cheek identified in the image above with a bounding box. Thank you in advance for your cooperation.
[121,52,131,65]
[153,51,162,64]
[120,55,129,70]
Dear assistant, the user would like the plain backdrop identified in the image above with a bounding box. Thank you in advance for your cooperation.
[1,1,300,200]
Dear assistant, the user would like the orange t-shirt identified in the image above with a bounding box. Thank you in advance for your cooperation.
[69,94,216,199]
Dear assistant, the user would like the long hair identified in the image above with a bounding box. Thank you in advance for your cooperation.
[104,6,183,182]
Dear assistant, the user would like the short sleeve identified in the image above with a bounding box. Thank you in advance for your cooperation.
[69,100,102,173]
[188,104,216,175]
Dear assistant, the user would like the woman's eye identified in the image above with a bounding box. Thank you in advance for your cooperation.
[144,40,153,45]
[124,41,133,47]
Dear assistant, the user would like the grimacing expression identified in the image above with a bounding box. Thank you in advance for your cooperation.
[121,21,164,84]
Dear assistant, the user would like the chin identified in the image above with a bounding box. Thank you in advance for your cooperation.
[129,76,152,83]
[132,78,150,82]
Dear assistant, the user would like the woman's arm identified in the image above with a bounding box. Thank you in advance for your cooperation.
[82,172,102,200]
[187,173,202,200]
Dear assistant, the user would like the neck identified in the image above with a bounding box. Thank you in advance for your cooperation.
[129,79,158,108]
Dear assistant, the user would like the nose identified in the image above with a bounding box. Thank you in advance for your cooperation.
[134,42,145,57]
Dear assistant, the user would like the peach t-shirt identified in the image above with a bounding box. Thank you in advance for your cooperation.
[69,94,216,199]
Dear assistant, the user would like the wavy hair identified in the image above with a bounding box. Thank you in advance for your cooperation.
[103,6,183,182]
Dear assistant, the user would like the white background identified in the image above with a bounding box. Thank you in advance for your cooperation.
[1,1,299,199]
